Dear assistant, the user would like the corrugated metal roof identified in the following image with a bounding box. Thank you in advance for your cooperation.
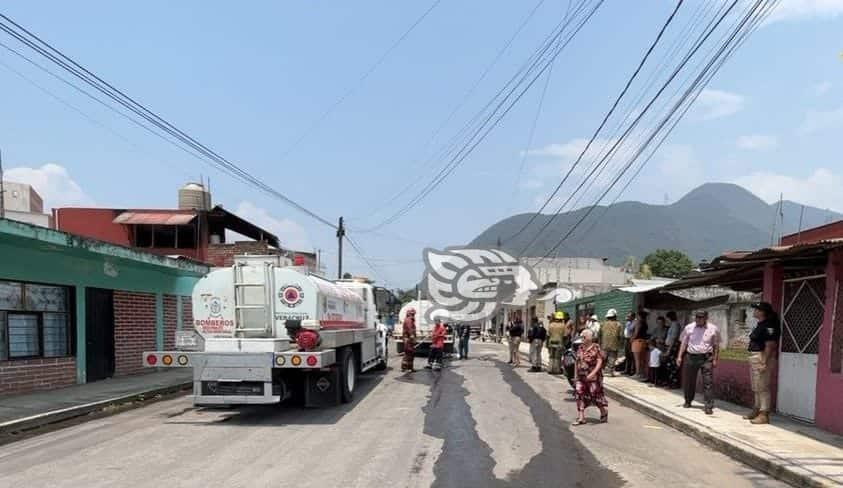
[113,211,196,225]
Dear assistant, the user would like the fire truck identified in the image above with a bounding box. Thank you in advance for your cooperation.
[143,256,390,407]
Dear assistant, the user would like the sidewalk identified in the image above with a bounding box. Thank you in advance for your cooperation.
[515,340,843,487]
[0,369,192,435]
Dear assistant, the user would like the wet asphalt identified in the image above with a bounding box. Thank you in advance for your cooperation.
[0,343,787,488]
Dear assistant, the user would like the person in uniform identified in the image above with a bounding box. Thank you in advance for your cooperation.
[401,308,417,373]
[745,302,780,425]
[546,311,567,374]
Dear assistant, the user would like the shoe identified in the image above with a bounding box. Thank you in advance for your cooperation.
[751,412,770,424]
[704,408,714,415]
[743,408,761,420]
[683,403,692,408]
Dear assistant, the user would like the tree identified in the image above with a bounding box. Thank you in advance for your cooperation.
[642,249,694,279]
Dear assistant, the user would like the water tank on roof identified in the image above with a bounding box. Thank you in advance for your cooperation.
[179,182,211,210]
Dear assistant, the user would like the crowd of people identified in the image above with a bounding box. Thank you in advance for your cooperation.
[399,300,781,427]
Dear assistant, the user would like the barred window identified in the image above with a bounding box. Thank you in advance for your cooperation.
[0,280,71,360]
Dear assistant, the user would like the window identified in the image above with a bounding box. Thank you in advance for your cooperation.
[176,224,196,249]
[134,225,153,247]
[155,225,176,248]
[0,281,71,360]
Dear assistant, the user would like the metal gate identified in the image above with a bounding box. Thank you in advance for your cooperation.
[777,276,825,422]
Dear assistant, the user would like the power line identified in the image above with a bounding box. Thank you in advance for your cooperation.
[519,0,736,256]
[354,0,603,233]
[511,0,686,252]
[0,13,337,229]
[359,0,549,217]
[533,0,777,265]
[276,0,443,163]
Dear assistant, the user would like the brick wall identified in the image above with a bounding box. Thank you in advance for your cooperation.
[0,357,76,396]
[183,296,193,330]
[164,295,178,350]
[206,241,279,267]
[114,291,157,376]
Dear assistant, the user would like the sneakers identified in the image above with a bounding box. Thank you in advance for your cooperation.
[751,412,770,424]
[704,407,714,415]
[683,403,692,408]
[743,408,761,420]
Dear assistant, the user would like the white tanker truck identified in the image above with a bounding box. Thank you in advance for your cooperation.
[143,256,389,407]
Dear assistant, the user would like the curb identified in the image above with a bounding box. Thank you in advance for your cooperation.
[601,385,832,488]
[0,381,192,437]
[513,344,831,488]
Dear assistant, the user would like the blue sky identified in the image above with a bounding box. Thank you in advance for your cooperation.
[1,1,842,288]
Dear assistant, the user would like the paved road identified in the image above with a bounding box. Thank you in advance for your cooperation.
[0,343,787,488]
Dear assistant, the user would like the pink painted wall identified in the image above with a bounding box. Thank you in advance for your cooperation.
[815,249,843,435]
[703,358,778,409]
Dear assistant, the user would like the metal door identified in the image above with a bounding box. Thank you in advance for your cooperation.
[777,276,825,422]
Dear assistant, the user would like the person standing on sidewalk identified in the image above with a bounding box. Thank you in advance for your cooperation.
[401,309,417,373]
[664,311,683,389]
[528,317,547,372]
[631,310,650,381]
[457,322,471,360]
[508,314,525,366]
[677,310,720,414]
[547,311,567,374]
[599,309,622,376]
[572,329,609,425]
[745,302,780,425]
[623,312,636,376]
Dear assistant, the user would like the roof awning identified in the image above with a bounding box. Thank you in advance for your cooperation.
[618,278,675,293]
[113,211,196,225]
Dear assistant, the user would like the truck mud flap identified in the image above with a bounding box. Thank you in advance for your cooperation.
[304,368,341,407]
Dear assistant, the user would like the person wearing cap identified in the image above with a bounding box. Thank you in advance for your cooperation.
[599,309,622,376]
[745,302,781,425]
[677,310,721,414]
[508,313,525,366]
[401,308,418,373]
[547,311,567,374]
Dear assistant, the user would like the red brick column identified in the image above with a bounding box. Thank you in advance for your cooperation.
[113,291,157,376]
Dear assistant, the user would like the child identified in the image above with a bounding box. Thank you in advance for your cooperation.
[648,338,664,386]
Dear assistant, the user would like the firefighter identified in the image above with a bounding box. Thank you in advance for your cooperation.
[401,308,417,373]
[547,311,567,375]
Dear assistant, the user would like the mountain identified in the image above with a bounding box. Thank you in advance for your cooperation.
[469,183,842,265]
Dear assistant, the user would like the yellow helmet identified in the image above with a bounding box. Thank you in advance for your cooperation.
[554,311,565,320]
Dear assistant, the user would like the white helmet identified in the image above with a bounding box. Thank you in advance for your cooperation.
[605,308,618,318]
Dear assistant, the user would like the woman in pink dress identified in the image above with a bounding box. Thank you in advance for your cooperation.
[572,329,609,425]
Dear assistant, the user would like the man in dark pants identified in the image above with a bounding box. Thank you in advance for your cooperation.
[677,311,721,414]
[457,323,471,359]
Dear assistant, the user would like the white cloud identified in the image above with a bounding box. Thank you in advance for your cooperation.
[798,105,843,134]
[766,0,843,23]
[229,201,312,251]
[692,89,745,120]
[736,134,778,150]
[813,80,832,96]
[734,168,843,212]
[3,163,94,210]
[656,144,704,192]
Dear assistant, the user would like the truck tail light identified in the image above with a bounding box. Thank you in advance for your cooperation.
[306,355,318,367]
[162,354,173,366]
[146,354,158,366]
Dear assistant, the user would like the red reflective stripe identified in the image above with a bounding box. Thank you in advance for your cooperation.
[319,320,366,329]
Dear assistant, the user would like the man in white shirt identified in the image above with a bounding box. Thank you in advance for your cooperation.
[677,311,721,414]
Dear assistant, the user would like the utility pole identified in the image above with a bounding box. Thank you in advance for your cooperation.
[0,148,5,220]
[336,216,345,279]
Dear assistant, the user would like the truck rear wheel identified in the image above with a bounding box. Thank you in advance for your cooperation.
[340,347,356,403]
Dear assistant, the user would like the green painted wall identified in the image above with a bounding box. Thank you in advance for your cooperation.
[1,225,207,385]
[558,289,636,322]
